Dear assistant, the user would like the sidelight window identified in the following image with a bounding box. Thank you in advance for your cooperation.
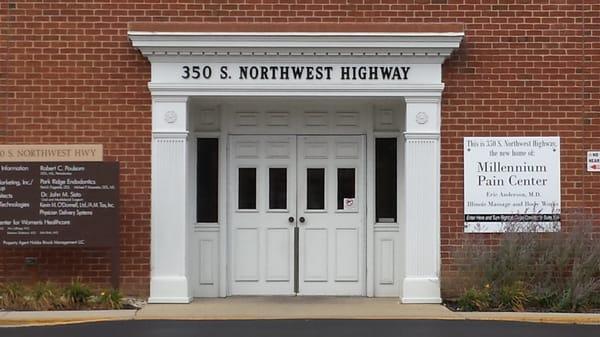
[197,138,218,222]
[376,138,397,222]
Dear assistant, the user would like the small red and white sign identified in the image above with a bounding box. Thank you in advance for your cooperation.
[588,151,600,172]
[343,198,357,212]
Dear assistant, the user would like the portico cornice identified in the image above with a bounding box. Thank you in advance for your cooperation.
[128,24,463,59]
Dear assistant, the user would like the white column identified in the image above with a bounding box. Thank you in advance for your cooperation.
[402,96,442,303]
[149,96,192,303]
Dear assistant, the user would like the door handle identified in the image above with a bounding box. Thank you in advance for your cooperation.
[288,216,295,223]
[299,217,305,223]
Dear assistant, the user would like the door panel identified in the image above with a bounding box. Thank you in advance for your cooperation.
[229,135,296,295]
[297,136,365,295]
[233,228,259,281]
[335,228,359,281]
[303,228,328,281]
[266,228,291,281]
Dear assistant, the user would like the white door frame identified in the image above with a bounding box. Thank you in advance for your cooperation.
[129,29,463,303]
[226,134,368,296]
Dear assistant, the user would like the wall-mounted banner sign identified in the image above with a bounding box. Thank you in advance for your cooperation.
[153,63,438,85]
[0,144,102,162]
[0,162,119,247]
[464,137,561,233]
[588,151,600,172]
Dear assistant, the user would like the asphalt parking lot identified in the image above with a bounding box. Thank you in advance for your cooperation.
[2,319,599,337]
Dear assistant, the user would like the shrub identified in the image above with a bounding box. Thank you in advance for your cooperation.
[0,283,28,310]
[63,280,93,309]
[457,287,491,311]
[30,282,62,311]
[0,281,130,311]
[454,218,600,312]
[94,289,123,310]
[495,282,528,311]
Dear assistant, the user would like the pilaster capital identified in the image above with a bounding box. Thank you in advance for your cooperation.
[404,95,441,134]
[152,95,189,133]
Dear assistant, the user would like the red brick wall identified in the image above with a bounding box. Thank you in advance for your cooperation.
[1,1,598,297]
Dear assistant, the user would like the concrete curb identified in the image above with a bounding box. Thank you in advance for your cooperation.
[133,311,600,325]
[457,312,600,325]
[135,315,463,321]
[1,307,599,327]
[0,310,137,328]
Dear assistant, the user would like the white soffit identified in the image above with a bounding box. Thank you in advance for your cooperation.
[128,31,464,58]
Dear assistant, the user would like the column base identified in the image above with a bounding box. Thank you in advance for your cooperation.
[149,276,192,304]
[401,277,441,303]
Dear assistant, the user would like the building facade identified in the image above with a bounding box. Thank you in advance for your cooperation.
[1,1,599,303]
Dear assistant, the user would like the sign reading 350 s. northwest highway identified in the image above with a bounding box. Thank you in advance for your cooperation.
[464,137,561,233]
[151,63,440,86]
[0,162,119,248]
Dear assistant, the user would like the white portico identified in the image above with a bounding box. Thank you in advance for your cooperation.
[128,23,463,304]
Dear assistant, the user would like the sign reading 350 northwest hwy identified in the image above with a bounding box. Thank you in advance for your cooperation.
[464,137,561,233]
[0,162,119,247]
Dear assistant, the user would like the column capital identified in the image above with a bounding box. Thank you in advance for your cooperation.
[404,95,441,134]
[152,95,189,133]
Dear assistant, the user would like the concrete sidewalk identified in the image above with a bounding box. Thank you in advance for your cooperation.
[138,297,456,320]
[1,297,599,327]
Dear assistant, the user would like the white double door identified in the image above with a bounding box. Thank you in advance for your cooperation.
[229,135,365,295]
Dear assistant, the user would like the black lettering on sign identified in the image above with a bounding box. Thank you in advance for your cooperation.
[181,65,212,79]
[401,66,410,80]
[182,66,190,79]
[340,66,410,81]
[192,66,201,79]
[291,66,304,79]
[185,65,410,81]
[202,66,212,79]
[220,66,229,79]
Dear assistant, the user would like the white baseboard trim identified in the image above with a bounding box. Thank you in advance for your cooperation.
[149,276,191,303]
[402,276,441,304]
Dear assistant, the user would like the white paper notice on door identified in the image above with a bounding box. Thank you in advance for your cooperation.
[343,198,357,212]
